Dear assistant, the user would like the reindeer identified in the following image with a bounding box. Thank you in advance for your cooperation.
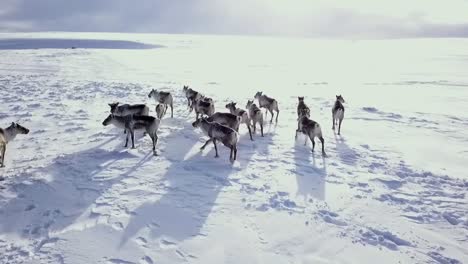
[192,118,239,162]
[332,95,345,135]
[156,104,167,119]
[193,97,215,120]
[246,100,264,137]
[296,112,326,156]
[183,85,202,110]
[102,114,160,156]
[254,92,279,123]
[108,102,150,134]
[297,97,311,119]
[226,102,253,140]
[297,96,311,130]
[0,122,30,167]
[207,112,242,132]
[148,89,174,118]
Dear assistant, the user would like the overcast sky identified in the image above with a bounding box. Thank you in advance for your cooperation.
[1,0,468,38]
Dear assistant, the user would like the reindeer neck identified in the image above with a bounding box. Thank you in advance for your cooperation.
[334,100,343,108]
[3,127,19,142]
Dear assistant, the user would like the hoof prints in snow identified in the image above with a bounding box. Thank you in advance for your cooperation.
[358,228,412,251]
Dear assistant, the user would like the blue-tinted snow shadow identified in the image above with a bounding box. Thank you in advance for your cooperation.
[293,136,327,201]
[334,133,359,166]
[0,135,155,238]
[0,38,163,50]
[119,119,262,246]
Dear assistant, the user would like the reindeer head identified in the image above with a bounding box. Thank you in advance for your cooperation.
[336,95,345,103]
[183,85,189,92]
[108,102,119,113]
[148,89,157,98]
[298,96,304,103]
[10,122,29,134]
[102,114,114,126]
[246,100,254,109]
[254,92,263,99]
[192,117,208,128]
[225,102,236,110]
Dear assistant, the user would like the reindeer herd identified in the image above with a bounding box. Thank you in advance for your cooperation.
[0,85,346,167]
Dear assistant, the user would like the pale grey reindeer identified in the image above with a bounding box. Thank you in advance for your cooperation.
[155,104,167,119]
[108,102,150,134]
[102,114,160,156]
[246,100,264,137]
[193,97,215,120]
[148,89,174,118]
[254,92,280,123]
[192,117,239,162]
[332,95,345,135]
[0,122,30,167]
[296,112,326,156]
[183,85,202,110]
[226,102,253,140]
[206,112,242,132]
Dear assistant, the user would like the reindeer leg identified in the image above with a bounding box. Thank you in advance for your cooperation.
[260,122,264,137]
[269,109,274,123]
[338,118,343,135]
[200,138,212,150]
[153,133,159,156]
[275,109,279,123]
[310,135,316,152]
[171,103,174,118]
[131,129,136,149]
[0,144,5,167]
[234,145,238,160]
[320,136,326,156]
[247,123,253,141]
[213,139,219,158]
[125,130,129,147]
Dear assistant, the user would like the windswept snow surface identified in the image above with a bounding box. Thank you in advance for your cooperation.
[0,32,467,264]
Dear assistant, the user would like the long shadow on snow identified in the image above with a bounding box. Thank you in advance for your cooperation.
[0,135,153,238]
[120,123,263,245]
[334,133,359,166]
[293,136,327,201]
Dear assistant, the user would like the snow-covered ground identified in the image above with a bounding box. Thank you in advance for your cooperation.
[0,32,467,264]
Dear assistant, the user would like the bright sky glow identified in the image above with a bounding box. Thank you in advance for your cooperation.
[1,0,467,38]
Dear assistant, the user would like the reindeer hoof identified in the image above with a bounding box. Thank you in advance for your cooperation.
[131,147,136,149]
[215,155,219,158]
[153,152,158,156]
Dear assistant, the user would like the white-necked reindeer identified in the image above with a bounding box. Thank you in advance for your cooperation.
[108,102,150,134]
[0,122,30,167]
[192,117,239,162]
[254,92,279,123]
[156,104,167,119]
[332,95,345,135]
[102,114,160,156]
[226,102,253,140]
[148,89,174,118]
[246,100,264,137]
